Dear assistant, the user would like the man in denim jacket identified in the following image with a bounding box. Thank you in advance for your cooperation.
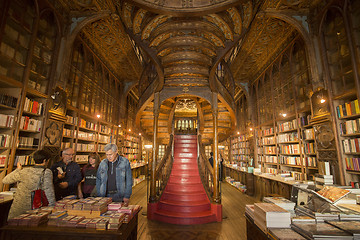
[96,143,133,205]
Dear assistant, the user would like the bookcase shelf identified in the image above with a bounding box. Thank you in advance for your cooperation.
[231,133,253,169]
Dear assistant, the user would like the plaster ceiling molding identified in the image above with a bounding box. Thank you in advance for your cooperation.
[175,99,197,113]
[161,52,212,68]
[121,2,134,29]
[133,8,148,34]
[164,65,209,77]
[201,32,225,48]
[127,0,240,14]
[81,18,142,82]
[157,35,216,55]
[263,0,282,9]
[278,0,311,10]
[242,1,253,29]
[203,14,233,41]
[141,15,170,40]
[165,76,208,87]
[227,7,242,35]
[149,32,173,47]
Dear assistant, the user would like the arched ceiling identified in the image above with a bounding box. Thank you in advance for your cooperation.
[55,0,319,97]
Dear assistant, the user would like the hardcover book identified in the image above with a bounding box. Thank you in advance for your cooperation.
[291,222,352,239]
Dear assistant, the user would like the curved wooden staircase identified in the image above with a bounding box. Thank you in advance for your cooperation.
[148,134,222,225]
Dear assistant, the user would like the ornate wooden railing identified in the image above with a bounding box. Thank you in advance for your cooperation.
[197,134,215,202]
[152,134,174,201]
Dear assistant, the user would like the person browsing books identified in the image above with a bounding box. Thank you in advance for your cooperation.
[50,148,82,200]
[78,152,100,198]
[96,143,133,206]
[2,149,55,219]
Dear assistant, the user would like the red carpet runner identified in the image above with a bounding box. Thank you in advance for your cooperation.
[148,135,221,225]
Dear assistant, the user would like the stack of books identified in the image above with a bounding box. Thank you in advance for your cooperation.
[47,211,68,226]
[253,203,291,232]
[291,222,352,239]
[245,204,255,219]
[263,197,296,213]
[291,215,316,223]
[326,221,360,240]
[315,174,333,189]
[268,228,306,240]
[338,203,360,220]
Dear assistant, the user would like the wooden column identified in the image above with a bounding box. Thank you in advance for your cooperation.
[149,92,159,202]
[212,93,220,203]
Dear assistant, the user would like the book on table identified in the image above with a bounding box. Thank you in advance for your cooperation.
[253,203,291,232]
[268,228,306,240]
[291,222,352,239]
[263,196,296,212]
[326,220,360,239]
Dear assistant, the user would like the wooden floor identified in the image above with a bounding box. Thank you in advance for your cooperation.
[131,181,257,240]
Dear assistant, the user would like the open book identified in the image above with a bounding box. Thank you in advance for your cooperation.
[311,186,350,204]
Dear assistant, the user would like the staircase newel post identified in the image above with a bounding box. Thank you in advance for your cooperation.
[212,92,220,203]
[150,92,160,203]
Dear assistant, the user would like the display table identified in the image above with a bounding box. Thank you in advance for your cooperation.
[0,212,138,240]
[0,199,12,229]
[245,213,269,240]
[224,165,255,196]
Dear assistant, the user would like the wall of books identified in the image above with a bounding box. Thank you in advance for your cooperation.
[321,3,360,185]
[122,132,140,162]
[250,36,318,182]
[0,0,60,190]
[231,134,252,168]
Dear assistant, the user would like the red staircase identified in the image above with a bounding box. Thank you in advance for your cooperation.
[148,134,222,225]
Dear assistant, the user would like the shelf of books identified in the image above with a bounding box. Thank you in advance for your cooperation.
[254,112,320,182]
[256,125,278,175]
[0,0,34,83]
[231,134,251,169]
[15,89,47,168]
[97,121,116,154]
[299,112,318,180]
[0,83,21,191]
[122,133,139,162]
[74,114,97,164]
[28,14,57,94]
[61,108,77,150]
[219,140,229,162]
[335,97,360,183]
[277,117,304,181]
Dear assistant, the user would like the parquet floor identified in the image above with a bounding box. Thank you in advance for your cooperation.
[130,181,258,240]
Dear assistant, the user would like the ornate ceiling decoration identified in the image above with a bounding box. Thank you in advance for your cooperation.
[175,99,197,113]
[57,0,142,83]
[55,0,320,99]
[231,0,314,95]
[120,1,257,87]
[127,0,240,14]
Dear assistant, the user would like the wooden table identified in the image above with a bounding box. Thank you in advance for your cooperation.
[0,199,12,229]
[0,212,138,240]
[245,213,269,240]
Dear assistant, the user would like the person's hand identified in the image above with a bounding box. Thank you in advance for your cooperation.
[16,162,22,170]
[59,182,68,189]
[123,198,129,207]
[57,172,65,179]
[78,192,83,199]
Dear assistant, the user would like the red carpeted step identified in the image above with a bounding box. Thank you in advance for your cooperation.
[165,183,205,192]
[158,199,211,213]
[148,134,218,225]
[161,190,208,202]
[168,175,202,184]
[153,209,217,225]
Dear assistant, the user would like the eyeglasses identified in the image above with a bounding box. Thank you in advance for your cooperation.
[64,153,75,156]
